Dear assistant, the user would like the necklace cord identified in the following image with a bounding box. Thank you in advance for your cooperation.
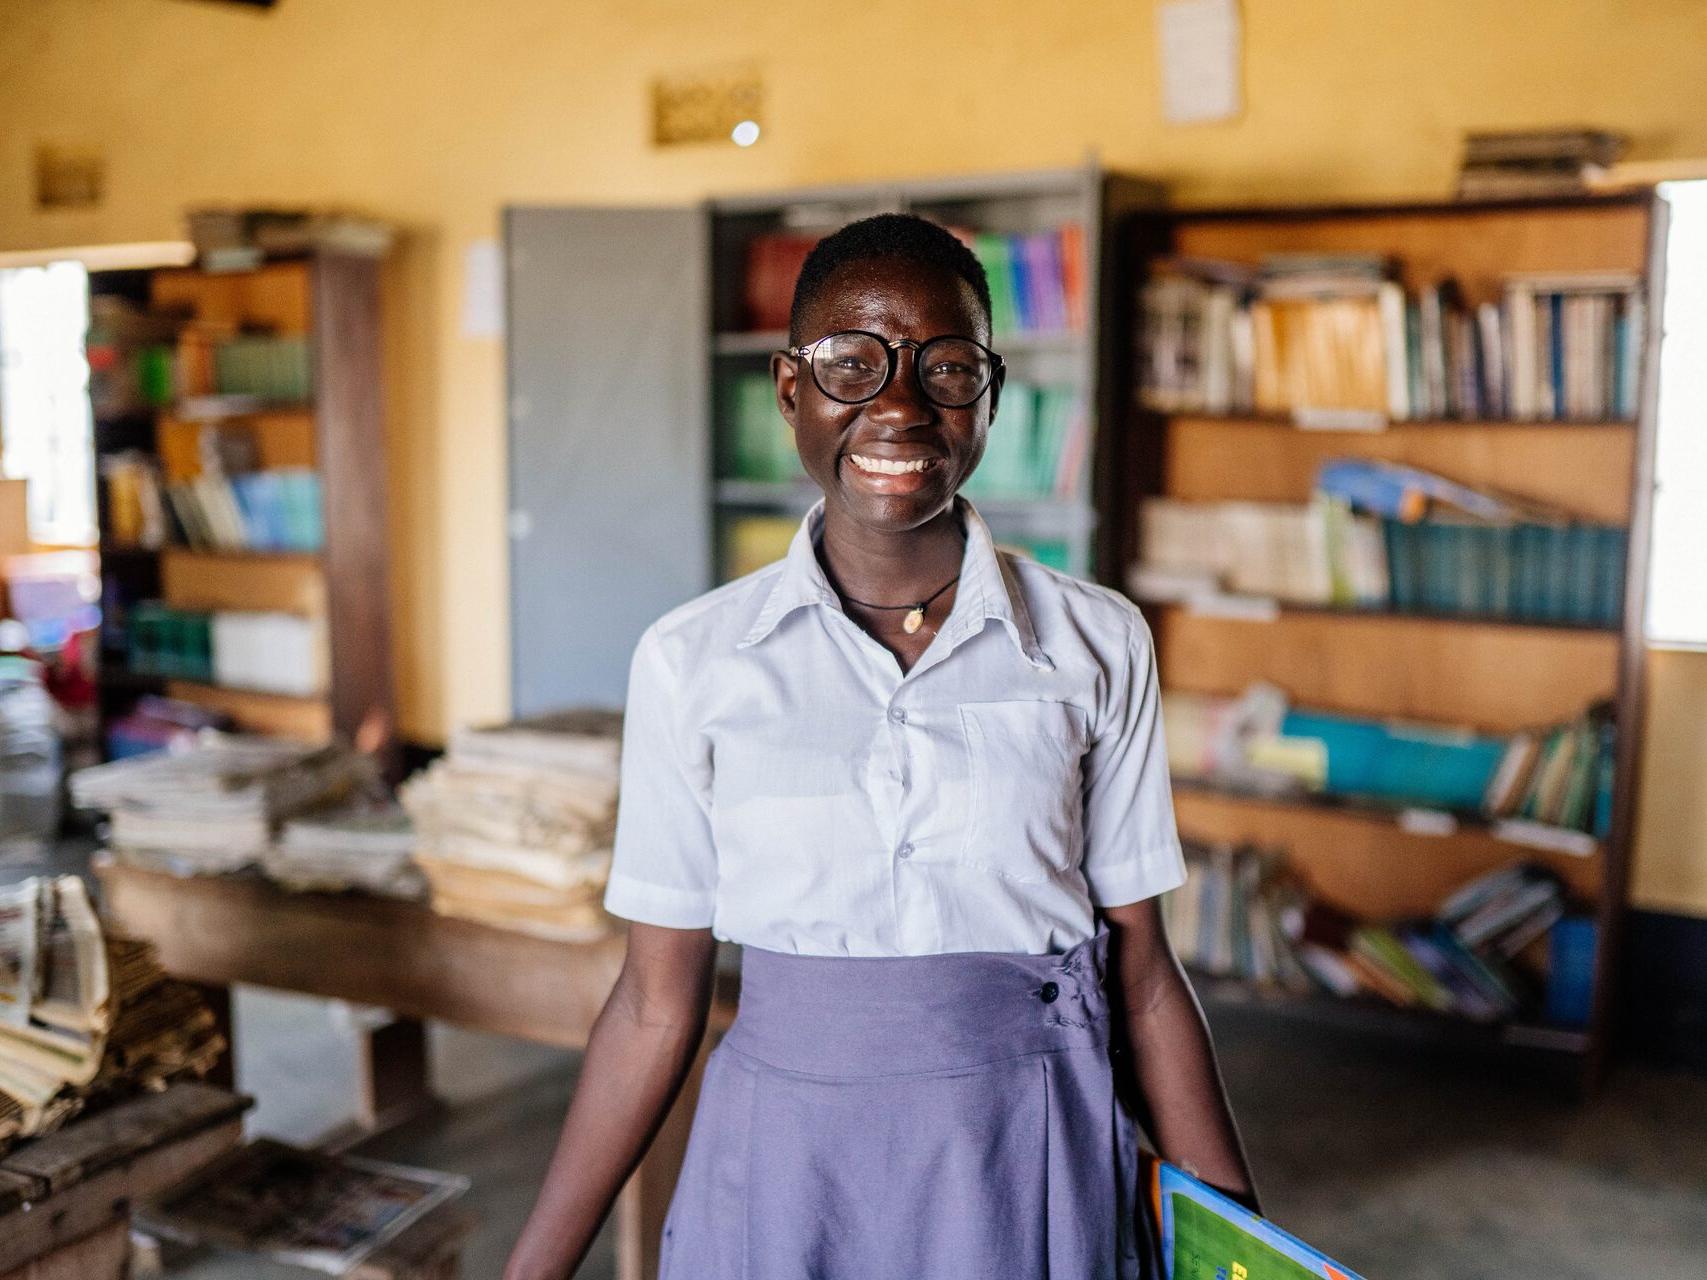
[841,572,960,612]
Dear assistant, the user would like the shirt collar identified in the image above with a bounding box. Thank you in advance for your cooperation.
[736,494,1053,670]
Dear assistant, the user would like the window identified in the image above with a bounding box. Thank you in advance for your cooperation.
[1648,181,1707,647]
[0,262,97,547]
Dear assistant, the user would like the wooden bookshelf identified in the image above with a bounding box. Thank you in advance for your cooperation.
[704,163,1164,583]
[89,252,398,781]
[1121,191,1666,1087]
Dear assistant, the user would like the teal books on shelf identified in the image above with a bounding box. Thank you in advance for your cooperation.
[720,372,802,484]
[1148,1158,1364,1280]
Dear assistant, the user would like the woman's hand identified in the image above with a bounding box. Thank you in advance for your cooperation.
[503,922,717,1280]
[1102,897,1260,1215]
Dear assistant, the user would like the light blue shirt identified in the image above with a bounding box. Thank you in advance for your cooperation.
[603,494,1186,956]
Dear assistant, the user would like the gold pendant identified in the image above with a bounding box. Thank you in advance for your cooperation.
[902,606,925,635]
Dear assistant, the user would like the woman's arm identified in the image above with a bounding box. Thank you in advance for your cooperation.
[1102,897,1260,1213]
[504,922,717,1280]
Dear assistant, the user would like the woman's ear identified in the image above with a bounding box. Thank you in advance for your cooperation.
[771,350,799,427]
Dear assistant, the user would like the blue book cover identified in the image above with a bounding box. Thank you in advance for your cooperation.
[1008,234,1034,332]
[1594,526,1626,627]
[1548,293,1566,420]
[1148,1158,1365,1280]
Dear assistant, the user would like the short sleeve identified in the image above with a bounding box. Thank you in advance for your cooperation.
[1079,612,1187,908]
[602,625,719,928]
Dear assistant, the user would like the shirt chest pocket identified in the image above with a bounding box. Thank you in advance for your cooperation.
[955,699,1089,883]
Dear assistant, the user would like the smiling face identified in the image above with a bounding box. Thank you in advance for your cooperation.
[771,256,1001,535]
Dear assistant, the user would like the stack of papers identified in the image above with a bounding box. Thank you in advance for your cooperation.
[399,710,621,941]
[0,875,224,1154]
[261,802,425,899]
[69,730,377,875]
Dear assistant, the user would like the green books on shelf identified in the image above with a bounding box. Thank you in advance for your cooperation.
[720,373,802,484]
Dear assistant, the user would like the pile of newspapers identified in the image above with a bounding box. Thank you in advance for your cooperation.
[0,876,224,1154]
[399,710,621,941]
[69,730,420,898]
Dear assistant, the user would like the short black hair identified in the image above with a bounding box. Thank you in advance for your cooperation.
[789,212,993,343]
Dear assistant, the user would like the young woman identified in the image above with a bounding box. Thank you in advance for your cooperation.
[505,214,1255,1280]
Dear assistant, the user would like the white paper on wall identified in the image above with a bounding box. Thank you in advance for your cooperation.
[1157,0,1243,125]
[461,238,505,339]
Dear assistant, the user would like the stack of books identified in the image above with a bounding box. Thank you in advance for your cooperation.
[970,224,1087,336]
[959,383,1086,500]
[398,710,622,941]
[1165,847,1578,1027]
[0,876,224,1154]
[740,231,823,332]
[103,451,325,553]
[1163,683,1615,847]
[260,800,425,900]
[1483,703,1617,853]
[123,602,325,695]
[166,466,324,553]
[1456,128,1627,201]
[1138,256,1644,425]
[719,372,802,485]
[212,335,311,402]
[70,732,375,875]
[1162,841,1316,992]
[1129,458,1628,627]
[1298,864,1571,1023]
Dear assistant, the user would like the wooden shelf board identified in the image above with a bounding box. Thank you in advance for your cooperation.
[1174,775,1600,857]
[1156,606,1620,734]
[165,679,326,703]
[158,546,322,566]
[1169,198,1651,301]
[1151,412,1638,431]
[1171,783,1602,915]
[1143,597,1620,637]
[1161,416,1638,524]
[164,679,332,742]
[160,546,327,616]
[1190,972,1591,1058]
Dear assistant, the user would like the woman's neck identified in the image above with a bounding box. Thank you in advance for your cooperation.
[816,499,966,609]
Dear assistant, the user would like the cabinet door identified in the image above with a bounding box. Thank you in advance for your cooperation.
[505,207,710,716]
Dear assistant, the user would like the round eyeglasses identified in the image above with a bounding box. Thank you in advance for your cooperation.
[786,330,1004,410]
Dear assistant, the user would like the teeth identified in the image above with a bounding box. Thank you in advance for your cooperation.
[849,454,933,475]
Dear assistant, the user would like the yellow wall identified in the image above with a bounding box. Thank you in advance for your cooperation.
[3,0,1705,910]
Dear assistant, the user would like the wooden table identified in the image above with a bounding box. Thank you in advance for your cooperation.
[0,1083,248,1280]
[94,858,729,1280]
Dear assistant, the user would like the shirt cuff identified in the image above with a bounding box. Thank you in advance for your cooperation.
[603,872,716,929]
[1083,841,1188,909]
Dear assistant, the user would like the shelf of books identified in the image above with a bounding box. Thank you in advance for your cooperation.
[87,252,396,773]
[705,164,1163,583]
[1126,191,1663,1086]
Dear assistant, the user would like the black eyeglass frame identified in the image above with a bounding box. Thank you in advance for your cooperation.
[783,329,1006,409]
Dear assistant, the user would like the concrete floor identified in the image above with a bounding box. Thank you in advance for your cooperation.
[7,838,1706,1278]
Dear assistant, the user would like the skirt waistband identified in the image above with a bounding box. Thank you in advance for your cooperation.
[723,929,1112,1078]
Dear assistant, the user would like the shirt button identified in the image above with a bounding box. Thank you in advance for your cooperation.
[888,707,907,724]
[896,842,914,860]
[1039,981,1060,1004]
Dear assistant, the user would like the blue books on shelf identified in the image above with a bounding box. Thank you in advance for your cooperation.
[1148,1158,1365,1280]
[1280,709,1506,811]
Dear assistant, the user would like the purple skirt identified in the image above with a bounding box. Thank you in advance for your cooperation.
[658,930,1156,1279]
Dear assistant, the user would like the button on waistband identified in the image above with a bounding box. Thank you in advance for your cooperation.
[1039,981,1060,1004]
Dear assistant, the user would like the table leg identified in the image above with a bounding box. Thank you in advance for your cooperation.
[615,1031,716,1280]
[356,1016,439,1133]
